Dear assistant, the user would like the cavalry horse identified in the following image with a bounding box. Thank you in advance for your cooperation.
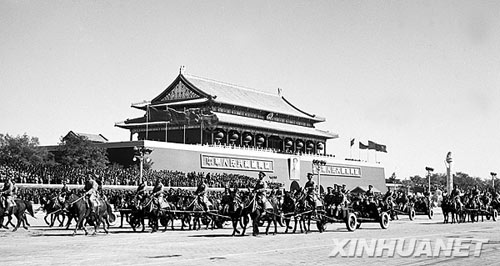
[281,191,298,234]
[0,198,35,231]
[441,195,463,224]
[292,191,317,234]
[177,195,211,231]
[129,194,174,233]
[64,192,115,235]
[248,192,280,236]
[39,195,66,227]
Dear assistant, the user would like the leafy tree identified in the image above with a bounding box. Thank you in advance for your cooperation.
[56,134,109,169]
[0,133,52,166]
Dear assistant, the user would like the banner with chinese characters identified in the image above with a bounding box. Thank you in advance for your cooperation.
[312,164,362,177]
[201,154,274,172]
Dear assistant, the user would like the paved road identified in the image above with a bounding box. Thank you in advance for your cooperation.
[1,209,499,266]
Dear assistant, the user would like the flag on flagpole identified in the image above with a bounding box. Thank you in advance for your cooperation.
[359,142,369,150]
[368,140,377,150]
[368,140,388,153]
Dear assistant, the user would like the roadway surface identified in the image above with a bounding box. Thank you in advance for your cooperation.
[1,208,499,266]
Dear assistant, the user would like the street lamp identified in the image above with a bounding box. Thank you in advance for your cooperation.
[312,159,327,194]
[425,167,434,197]
[133,146,153,184]
[491,172,497,191]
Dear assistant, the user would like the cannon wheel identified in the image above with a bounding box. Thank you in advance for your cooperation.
[493,209,498,222]
[428,208,434,219]
[409,208,415,221]
[346,213,357,232]
[380,212,389,229]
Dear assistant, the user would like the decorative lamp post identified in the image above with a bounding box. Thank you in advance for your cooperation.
[425,167,434,197]
[445,152,453,193]
[133,146,153,184]
[491,172,497,191]
[312,159,327,194]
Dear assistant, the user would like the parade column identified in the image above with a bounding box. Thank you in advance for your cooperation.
[445,152,453,193]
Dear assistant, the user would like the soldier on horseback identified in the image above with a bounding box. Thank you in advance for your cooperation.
[1,177,15,216]
[195,174,210,212]
[365,185,375,198]
[304,173,318,211]
[451,184,463,208]
[151,179,165,209]
[84,174,100,214]
[341,184,349,195]
[56,179,70,208]
[253,171,268,214]
[135,181,146,208]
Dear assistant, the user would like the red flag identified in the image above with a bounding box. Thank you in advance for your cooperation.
[167,108,188,125]
[149,106,171,121]
[201,111,219,129]
[368,141,377,150]
[359,142,369,150]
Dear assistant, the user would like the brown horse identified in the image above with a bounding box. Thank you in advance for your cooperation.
[249,193,280,236]
[64,193,115,235]
[0,199,35,231]
[39,195,66,227]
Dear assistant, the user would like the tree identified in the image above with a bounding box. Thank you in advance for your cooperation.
[56,134,109,169]
[0,133,52,166]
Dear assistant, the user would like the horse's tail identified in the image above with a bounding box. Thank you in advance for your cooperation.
[107,203,116,223]
[25,200,36,218]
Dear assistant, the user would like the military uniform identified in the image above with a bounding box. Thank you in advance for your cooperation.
[57,182,70,206]
[152,181,165,208]
[253,177,268,211]
[195,180,210,211]
[2,179,15,215]
[451,187,463,207]
[84,178,99,213]
[304,177,321,209]
[135,182,146,207]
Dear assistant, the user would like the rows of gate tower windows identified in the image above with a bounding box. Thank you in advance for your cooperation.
[138,129,327,155]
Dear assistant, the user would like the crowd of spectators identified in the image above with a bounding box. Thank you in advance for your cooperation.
[0,162,284,190]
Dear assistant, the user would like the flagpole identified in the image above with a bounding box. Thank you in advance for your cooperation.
[350,138,354,159]
[358,143,361,161]
[165,121,168,142]
[146,104,149,141]
[183,107,186,144]
[200,115,203,144]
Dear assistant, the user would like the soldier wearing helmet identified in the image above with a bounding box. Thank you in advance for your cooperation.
[1,176,15,216]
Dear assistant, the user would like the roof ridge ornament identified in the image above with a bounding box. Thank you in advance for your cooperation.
[277,88,282,96]
[179,65,186,75]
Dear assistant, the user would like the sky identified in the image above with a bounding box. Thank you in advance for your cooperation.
[1,0,499,180]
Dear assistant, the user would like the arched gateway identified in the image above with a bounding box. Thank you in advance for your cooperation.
[113,72,387,192]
